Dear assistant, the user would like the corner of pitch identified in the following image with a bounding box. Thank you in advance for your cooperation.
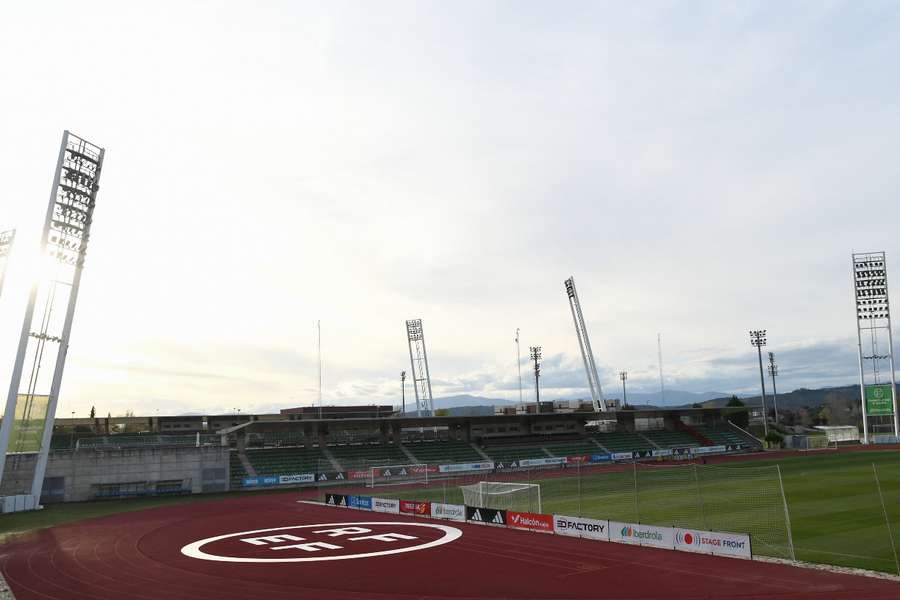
[180,522,462,563]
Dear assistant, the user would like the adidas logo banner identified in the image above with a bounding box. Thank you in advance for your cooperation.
[324,493,348,507]
[466,505,507,526]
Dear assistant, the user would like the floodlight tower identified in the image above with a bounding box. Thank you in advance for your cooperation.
[405,319,435,417]
[0,132,104,511]
[530,346,542,404]
[619,371,628,407]
[750,330,769,437]
[852,252,898,442]
[564,277,606,412]
[767,352,780,424]
[400,371,406,415]
[0,229,15,299]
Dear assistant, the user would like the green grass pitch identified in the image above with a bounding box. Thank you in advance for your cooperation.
[377,450,900,574]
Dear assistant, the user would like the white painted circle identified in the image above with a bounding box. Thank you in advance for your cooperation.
[180,521,462,563]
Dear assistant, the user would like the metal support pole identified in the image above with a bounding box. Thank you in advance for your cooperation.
[873,463,900,576]
[768,352,780,425]
[776,465,796,561]
[516,328,523,406]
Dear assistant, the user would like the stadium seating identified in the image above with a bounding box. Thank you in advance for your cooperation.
[592,431,654,452]
[695,425,752,447]
[542,439,602,457]
[482,445,549,463]
[640,430,700,448]
[328,443,409,470]
[245,446,328,476]
[403,440,484,464]
[229,451,249,484]
[245,431,306,448]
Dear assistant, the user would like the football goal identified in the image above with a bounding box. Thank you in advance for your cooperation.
[367,464,429,488]
[460,481,541,513]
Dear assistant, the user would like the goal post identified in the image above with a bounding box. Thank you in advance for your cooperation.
[460,481,541,513]
[367,464,429,488]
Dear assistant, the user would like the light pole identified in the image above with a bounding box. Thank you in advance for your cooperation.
[750,330,769,437]
[401,371,407,415]
[516,328,523,406]
[619,371,628,408]
[530,346,542,405]
[767,352,780,425]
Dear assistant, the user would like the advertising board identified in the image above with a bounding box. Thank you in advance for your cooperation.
[553,515,609,541]
[431,503,466,522]
[609,521,674,549]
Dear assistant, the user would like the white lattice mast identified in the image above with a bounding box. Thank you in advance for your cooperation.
[564,276,606,412]
[0,229,15,300]
[405,319,435,417]
[852,252,898,442]
[0,132,104,510]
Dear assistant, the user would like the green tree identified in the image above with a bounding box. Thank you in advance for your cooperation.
[725,396,749,429]
[89,406,96,419]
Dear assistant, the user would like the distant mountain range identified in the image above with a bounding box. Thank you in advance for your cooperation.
[433,386,877,413]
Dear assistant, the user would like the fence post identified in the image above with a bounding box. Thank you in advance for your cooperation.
[873,463,900,576]
[776,465,796,561]
[693,463,708,530]
[577,461,582,517]
[633,460,640,522]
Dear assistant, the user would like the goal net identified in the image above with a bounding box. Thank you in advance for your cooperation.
[367,464,429,488]
[800,436,836,451]
[460,481,541,513]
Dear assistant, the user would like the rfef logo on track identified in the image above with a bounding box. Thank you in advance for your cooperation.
[180,522,461,563]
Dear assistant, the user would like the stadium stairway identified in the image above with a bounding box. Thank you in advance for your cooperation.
[320,446,343,471]
[399,444,419,463]
[471,443,491,461]
[638,433,661,449]
[236,438,257,476]
[676,421,715,446]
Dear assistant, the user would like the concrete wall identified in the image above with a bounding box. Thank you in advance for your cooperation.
[3,446,229,503]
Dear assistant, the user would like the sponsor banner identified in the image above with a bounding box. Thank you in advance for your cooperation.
[399,500,432,516]
[612,452,635,461]
[410,465,440,474]
[347,495,373,511]
[278,473,315,485]
[466,505,507,526]
[519,457,566,468]
[590,454,611,463]
[610,521,674,549]
[508,511,554,533]
[553,515,609,541]
[242,477,259,487]
[674,529,752,559]
[346,470,370,480]
[493,461,519,470]
[324,493,348,507]
[566,455,591,465]
[438,461,494,474]
[257,476,278,486]
[691,445,727,456]
[651,449,673,457]
[866,384,894,416]
[635,449,653,459]
[371,497,400,514]
[431,502,466,522]
[315,471,347,482]
[671,447,692,456]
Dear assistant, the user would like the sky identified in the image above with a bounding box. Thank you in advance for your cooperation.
[1,1,899,417]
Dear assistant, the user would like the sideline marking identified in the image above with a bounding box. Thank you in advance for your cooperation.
[181,521,461,563]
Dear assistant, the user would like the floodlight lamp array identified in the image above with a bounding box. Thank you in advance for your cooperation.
[405,319,423,341]
[853,258,889,319]
[749,330,767,347]
[0,229,14,258]
[48,134,102,268]
[564,277,576,299]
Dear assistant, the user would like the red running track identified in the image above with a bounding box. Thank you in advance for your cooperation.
[1,493,898,600]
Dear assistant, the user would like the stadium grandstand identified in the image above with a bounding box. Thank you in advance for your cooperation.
[6,404,761,502]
